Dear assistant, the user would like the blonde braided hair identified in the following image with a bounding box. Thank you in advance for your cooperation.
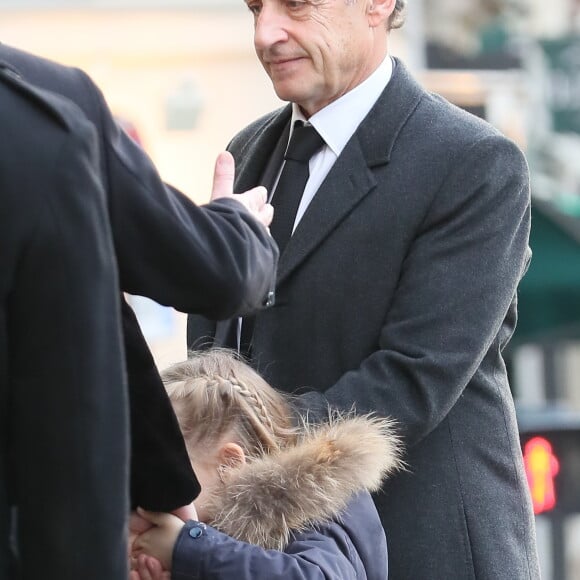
[162,349,296,460]
[221,374,276,435]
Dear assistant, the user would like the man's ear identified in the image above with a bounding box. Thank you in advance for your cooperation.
[367,0,396,28]
[218,442,246,469]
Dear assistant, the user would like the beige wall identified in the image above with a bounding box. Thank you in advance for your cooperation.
[0,9,284,201]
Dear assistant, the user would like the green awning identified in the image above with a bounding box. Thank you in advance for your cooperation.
[513,200,580,344]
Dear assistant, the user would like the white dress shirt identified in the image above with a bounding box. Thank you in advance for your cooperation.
[272,55,394,233]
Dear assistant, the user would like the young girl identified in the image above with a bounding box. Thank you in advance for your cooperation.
[131,349,403,580]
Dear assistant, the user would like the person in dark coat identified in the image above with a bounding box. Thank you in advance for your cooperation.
[186,0,541,578]
[0,64,128,580]
[0,43,278,515]
[130,350,403,580]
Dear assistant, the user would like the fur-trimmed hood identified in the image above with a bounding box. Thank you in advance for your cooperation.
[207,414,404,550]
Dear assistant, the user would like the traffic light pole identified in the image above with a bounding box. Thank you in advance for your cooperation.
[543,346,566,580]
[551,513,566,580]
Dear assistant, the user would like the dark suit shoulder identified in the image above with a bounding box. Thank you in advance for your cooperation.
[387,59,507,153]
[0,43,101,122]
[0,62,92,137]
[0,43,81,89]
[417,86,506,152]
[229,104,290,156]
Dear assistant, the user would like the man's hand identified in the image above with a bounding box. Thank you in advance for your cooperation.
[171,501,199,522]
[211,151,274,229]
[130,554,170,580]
[129,510,153,560]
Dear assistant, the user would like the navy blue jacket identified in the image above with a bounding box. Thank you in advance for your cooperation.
[173,492,387,580]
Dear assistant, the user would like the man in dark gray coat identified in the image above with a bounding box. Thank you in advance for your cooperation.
[187,0,541,577]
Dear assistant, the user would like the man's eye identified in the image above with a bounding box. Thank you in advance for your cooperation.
[286,0,306,8]
[246,2,261,15]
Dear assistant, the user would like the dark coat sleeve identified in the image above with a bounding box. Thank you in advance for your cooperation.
[0,47,279,317]
[121,302,201,510]
[76,69,278,319]
[75,71,278,509]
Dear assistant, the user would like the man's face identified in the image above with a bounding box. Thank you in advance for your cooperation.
[245,0,390,117]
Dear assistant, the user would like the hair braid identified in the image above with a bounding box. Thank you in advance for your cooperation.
[228,376,275,434]
[208,373,277,449]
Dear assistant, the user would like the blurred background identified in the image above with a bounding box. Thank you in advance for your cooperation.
[1,1,579,577]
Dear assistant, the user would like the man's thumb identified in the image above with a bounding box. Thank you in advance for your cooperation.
[211,151,235,200]
[137,507,168,527]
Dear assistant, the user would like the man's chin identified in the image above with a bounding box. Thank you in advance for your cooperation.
[269,82,305,105]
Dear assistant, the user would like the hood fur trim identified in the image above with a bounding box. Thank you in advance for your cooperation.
[207,414,404,550]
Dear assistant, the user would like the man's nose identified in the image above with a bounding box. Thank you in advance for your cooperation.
[254,4,288,50]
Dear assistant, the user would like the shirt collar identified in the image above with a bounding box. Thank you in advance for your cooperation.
[290,55,393,156]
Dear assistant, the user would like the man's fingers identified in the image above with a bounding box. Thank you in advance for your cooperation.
[259,204,274,228]
[234,186,268,212]
[210,151,235,200]
[172,502,198,522]
[210,162,272,228]
[136,507,166,527]
[130,511,153,534]
[145,557,164,576]
[246,186,268,208]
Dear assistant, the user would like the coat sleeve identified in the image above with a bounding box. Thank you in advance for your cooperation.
[171,521,361,580]
[78,69,278,320]
[299,134,531,446]
[71,70,278,510]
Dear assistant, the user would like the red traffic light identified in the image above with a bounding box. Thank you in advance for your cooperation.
[523,436,560,515]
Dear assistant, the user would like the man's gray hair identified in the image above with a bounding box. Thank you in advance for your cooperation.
[389,0,406,29]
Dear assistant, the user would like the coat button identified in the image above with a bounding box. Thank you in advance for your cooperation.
[189,525,204,539]
[263,291,275,308]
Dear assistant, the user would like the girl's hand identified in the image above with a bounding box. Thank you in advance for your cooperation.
[132,508,184,571]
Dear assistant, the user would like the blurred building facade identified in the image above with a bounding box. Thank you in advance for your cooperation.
[413,2,580,578]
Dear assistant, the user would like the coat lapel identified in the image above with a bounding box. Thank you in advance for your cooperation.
[233,105,292,194]
[233,59,425,289]
[277,59,425,285]
[277,140,377,285]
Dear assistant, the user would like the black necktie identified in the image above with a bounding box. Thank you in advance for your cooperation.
[269,121,325,255]
[239,121,324,356]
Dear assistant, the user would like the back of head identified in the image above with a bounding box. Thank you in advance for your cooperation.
[163,349,296,459]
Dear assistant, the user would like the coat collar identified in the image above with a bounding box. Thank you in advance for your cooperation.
[233,59,426,285]
[205,415,403,550]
